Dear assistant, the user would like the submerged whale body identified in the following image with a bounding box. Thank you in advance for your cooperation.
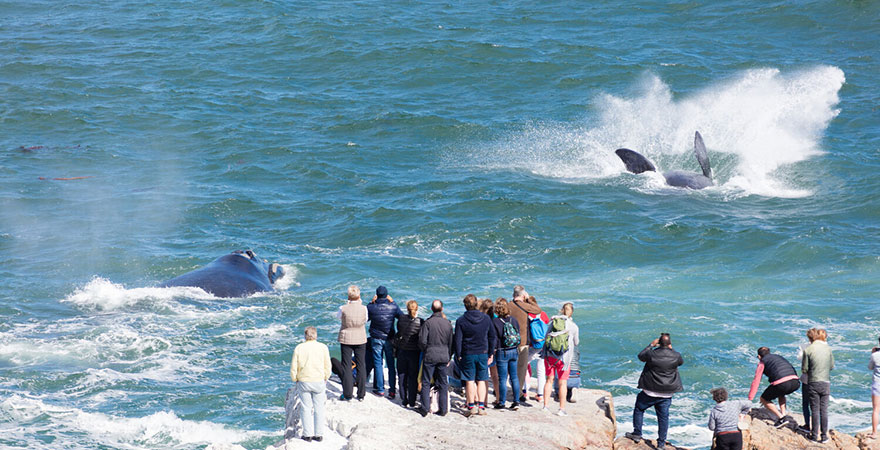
[615,131,714,190]
[161,250,285,298]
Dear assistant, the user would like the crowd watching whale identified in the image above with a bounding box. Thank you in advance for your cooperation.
[161,249,285,298]
[615,131,714,190]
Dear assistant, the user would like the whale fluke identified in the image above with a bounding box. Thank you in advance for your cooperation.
[615,148,656,174]
[694,131,711,179]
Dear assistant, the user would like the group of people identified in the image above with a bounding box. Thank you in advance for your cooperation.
[288,286,880,447]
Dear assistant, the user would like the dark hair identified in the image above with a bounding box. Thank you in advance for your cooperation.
[463,294,478,310]
[431,300,443,313]
[757,346,770,358]
[659,333,671,347]
[710,387,728,403]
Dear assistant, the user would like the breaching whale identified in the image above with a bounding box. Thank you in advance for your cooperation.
[615,131,714,190]
[161,250,285,298]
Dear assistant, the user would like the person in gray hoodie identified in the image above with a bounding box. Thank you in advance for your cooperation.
[453,294,496,417]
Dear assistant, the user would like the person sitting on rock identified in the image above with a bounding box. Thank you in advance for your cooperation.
[418,299,454,417]
[625,333,684,450]
[453,293,496,417]
[290,326,332,443]
[707,387,751,450]
[747,346,800,429]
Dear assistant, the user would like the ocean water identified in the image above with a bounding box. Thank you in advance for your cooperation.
[1,1,878,448]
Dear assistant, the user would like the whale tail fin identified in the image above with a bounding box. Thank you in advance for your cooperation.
[694,131,712,179]
[615,148,656,174]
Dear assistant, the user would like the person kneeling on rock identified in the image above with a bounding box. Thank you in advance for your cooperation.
[707,387,751,450]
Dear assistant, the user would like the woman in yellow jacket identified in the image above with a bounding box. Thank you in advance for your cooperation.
[291,326,332,442]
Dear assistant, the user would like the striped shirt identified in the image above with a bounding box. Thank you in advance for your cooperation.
[707,400,751,433]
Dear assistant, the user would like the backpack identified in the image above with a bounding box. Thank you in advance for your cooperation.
[501,318,520,348]
[544,315,569,357]
[528,311,550,349]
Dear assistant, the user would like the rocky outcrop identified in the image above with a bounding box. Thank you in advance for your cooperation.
[613,436,690,450]
[277,377,617,449]
[855,432,880,450]
[733,408,862,450]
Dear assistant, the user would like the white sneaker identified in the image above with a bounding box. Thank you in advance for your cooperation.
[556,409,567,417]
[541,406,551,413]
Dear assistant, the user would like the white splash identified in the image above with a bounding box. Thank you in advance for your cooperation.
[476,65,845,198]
[62,277,215,311]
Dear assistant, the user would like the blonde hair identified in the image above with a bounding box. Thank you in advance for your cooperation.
[406,300,418,318]
[305,326,317,341]
[807,328,827,342]
[347,285,360,301]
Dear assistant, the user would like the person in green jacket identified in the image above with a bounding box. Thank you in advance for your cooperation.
[802,328,834,443]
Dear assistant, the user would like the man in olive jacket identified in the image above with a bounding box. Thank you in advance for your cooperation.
[625,333,684,450]
[417,300,454,417]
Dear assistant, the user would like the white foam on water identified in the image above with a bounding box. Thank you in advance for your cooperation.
[272,264,301,290]
[0,395,266,450]
[474,66,845,198]
[62,277,216,311]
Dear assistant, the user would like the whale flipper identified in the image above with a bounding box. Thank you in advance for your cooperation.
[615,148,656,174]
[694,131,711,179]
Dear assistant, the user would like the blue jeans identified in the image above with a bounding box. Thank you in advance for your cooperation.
[633,391,672,444]
[370,337,396,394]
[298,381,326,438]
[495,348,519,404]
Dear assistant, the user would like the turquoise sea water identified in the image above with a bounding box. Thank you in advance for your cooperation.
[1,1,878,448]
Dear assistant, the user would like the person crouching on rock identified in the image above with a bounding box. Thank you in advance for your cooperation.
[454,293,496,417]
[707,387,751,450]
[290,326,332,443]
[747,346,800,429]
[625,333,684,450]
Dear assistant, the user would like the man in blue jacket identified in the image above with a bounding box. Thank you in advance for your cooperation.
[453,293,496,417]
[367,286,404,398]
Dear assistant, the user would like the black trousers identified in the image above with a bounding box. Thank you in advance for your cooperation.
[714,432,742,450]
[396,349,421,407]
[341,343,366,400]
[808,381,830,439]
[420,361,449,414]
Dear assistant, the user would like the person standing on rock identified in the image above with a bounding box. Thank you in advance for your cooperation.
[453,293,496,417]
[625,333,683,450]
[337,285,368,401]
[491,297,521,410]
[367,285,404,399]
[394,300,423,408]
[707,387,751,450]
[479,298,500,408]
[870,336,880,439]
[418,299,454,417]
[509,286,544,405]
[290,326,332,443]
[747,346,800,429]
[540,306,579,416]
[803,328,834,443]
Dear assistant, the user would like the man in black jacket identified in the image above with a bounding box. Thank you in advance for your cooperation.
[417,300,454,417]
[625,333,684,449]
[367,286,404,398]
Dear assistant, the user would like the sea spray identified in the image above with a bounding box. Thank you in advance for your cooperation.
[475,66,845,198]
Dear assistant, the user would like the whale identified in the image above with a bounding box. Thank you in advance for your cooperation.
[161,250,285,298]
[615,131,714,190]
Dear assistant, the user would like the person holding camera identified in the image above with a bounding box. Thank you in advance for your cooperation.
[625,333,684,450]
[869,336,880,439]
